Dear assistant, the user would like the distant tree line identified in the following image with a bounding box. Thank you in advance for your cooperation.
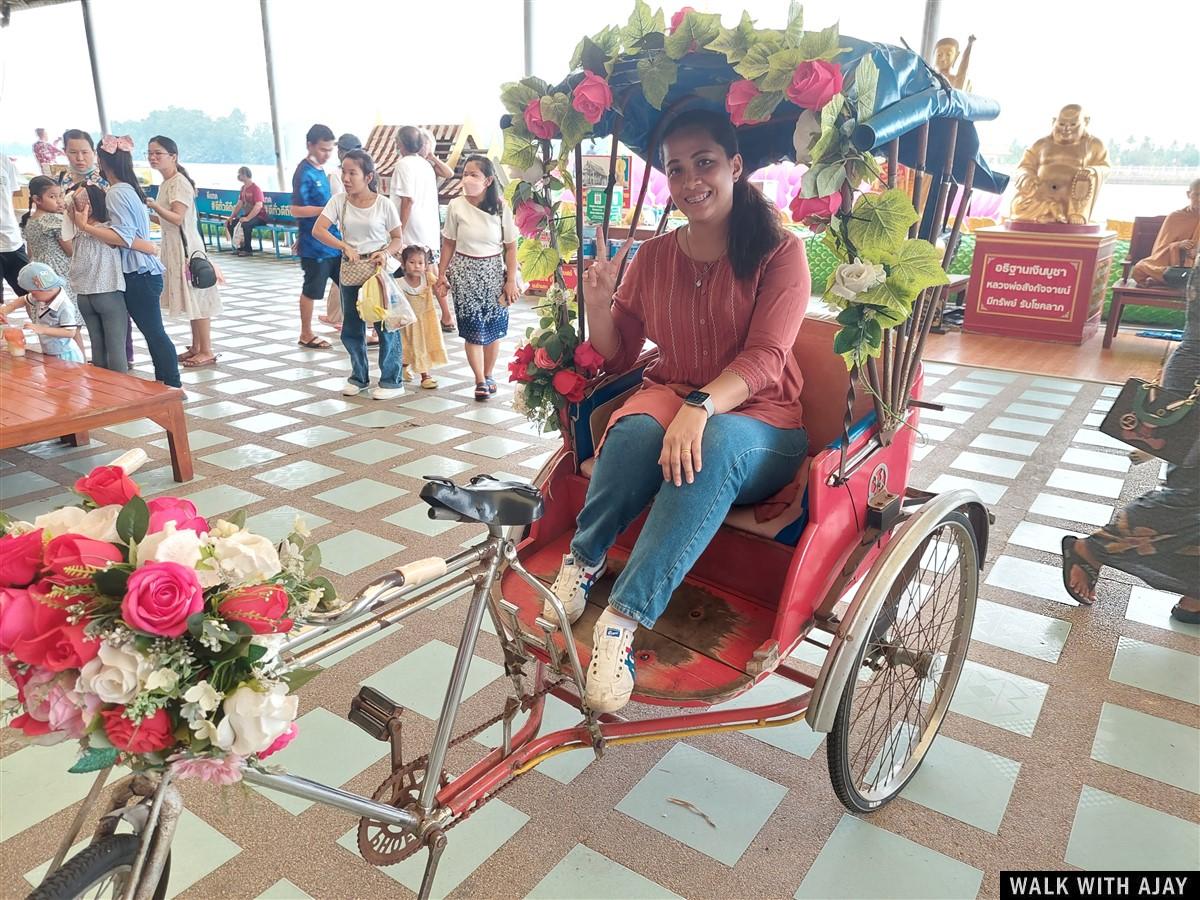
[993,136,1200,167]
[110,107,275,164]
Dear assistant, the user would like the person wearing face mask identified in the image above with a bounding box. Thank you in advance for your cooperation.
[435,155,520,400]
[546,109,809,714]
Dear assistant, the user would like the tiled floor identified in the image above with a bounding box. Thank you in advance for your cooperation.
[2,253,1198,898]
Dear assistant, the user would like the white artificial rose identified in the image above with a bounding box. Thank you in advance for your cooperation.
[33,507,86,538]
[76,641,153,704]
[291,516,311,538]
[5,520,35,536]
[793,109,822,165]
[830,259,887,301]
[211,532,281,584]
[250,633,287,666]
[144,668,179,693]
[208,520,241,540]
[136,522,203,570]
[183,681,222,713]
[36,505,122,542]
[213,683,298,756]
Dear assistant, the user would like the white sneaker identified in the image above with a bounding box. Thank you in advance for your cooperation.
[586,618,636,713]
[342,381,366,396]
[370,385,405,400]
[544,554,606,624]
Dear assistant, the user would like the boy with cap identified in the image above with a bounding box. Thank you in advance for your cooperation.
[0,261,85,362]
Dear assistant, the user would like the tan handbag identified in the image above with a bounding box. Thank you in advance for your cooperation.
[335,194,382,286]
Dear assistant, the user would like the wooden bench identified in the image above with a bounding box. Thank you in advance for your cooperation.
[0,352,193,482]
[1103,215,1187,349]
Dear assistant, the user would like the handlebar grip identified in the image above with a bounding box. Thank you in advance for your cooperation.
[397,556,447,587]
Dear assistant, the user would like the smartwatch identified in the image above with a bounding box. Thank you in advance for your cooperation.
[684,390,716,417]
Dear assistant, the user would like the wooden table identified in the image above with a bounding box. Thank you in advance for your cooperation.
[0,352,193,482]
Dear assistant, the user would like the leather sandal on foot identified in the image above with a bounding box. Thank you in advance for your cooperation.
[1060,536,1098,606]
[1170,602,1200,624]
[474,382,490,401]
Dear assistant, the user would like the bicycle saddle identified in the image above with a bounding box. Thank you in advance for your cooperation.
[419,474,544,526]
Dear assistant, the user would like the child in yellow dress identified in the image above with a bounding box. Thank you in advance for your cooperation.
[398,245,448,388]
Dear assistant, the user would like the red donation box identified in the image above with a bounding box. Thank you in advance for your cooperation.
[964,223,1117,344]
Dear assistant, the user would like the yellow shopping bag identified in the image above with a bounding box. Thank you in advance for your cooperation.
[356,266,388,324]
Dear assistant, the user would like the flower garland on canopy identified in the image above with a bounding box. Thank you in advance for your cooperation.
[502,2,949,428]
[0,451,337,784]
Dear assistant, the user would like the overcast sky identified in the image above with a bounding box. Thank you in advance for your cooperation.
[0,0,1193,172]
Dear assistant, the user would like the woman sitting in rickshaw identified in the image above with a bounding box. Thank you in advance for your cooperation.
[550,109,811,712]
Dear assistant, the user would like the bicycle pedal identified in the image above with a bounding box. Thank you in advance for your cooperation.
[349,686,405,742]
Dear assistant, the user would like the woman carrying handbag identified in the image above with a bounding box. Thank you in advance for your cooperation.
[312,149,405,399]
[146,135,222,368]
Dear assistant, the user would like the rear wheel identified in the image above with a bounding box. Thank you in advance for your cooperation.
[827,510,978,813]
[27,834,170,900]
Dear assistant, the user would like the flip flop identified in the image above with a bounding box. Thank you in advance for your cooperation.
[441,322,455,333]
[1170,602,1200,624]
[297,337,332,349]
[1060,536,1097,606]
[181,355,218,368]
[474,382,490,401]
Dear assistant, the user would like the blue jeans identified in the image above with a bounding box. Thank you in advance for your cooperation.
[123,272,180,388]
[340,284,402,389]
[571,413,808,628]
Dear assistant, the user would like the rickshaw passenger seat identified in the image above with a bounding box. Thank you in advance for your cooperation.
[419,475,545,526]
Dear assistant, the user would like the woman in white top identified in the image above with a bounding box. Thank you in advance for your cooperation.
[312,150,405,400]
[435,155,519,401]
[146,136,222,368]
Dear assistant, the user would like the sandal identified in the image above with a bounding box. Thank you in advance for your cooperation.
[421,376,438,390]
[485,376,497,395]
[1060,536,1097,606]
[182,354,218,368]
[1170,601,1200,625]
[297,337,332,349]
[441,322,455,333]
[474,382,490,401]
[177,346,198,361]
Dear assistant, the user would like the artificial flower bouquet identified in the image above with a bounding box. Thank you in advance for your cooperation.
[507,285,606,433]
[0,450,338,785]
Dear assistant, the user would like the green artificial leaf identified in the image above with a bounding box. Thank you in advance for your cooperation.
[283,667,322,693]
[691,84,731,103]
[833,326,862,355]
[734,40,780,80]
[664,10,722,58]
[883,238,950,296]
[187,612,206,638]
[836,306,863,326]
[505,179,534,208]
[783,0,804,48]
[853,55,879,121]
[308,575,337,607]
[578,36,611,76]
[816,163,847,197]
[874,305,911,327]
[557,106,592,154]
[115,495,149,545]
[744,90,786,123]
[500,81,541,118]
[846,153,883,187]
[555,215,581,259]
[248,643,268,663]
[69,746,119,774]
[846,189,919,260]
[518,240,561,281]
[301,542,321,576]
[225,509,247,530]
[856,276,917,317]
[623,0,666,47]
[539,93,570,127]
[501,129,540,171]
[822,225,849,263]
[760,47,806,92]
[593,24,624,58]
[864,316,883,345]
[637,54,678,109]
[0,511,13,537]
[798,23,845,60]
[808,94,846,163]
[93,565,130,599]
[708,10,756,63]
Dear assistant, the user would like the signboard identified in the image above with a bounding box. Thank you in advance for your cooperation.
[585,186,624,225]
[193,188,297,222]
[974,256,1080,323]
[581,154,631,209]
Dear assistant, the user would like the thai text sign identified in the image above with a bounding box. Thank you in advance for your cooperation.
[976,255,1080,322]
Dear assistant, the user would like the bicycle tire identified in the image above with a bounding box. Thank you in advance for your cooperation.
[27,833,170,900]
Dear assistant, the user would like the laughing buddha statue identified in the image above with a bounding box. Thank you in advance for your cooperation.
[1011,105,1111,225]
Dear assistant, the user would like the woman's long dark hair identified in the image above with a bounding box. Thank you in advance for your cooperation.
[20,176,58,229]
[83,183,109,222]
[149,135,196,191]
[661,108,785,280]
[98,146,145,201]
[341,149,379,193]
[464,154,503,215]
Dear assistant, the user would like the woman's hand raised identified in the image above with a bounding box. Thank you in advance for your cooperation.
[582,235,633,312]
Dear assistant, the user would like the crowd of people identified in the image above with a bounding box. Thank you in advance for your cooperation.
[0,122,522,402]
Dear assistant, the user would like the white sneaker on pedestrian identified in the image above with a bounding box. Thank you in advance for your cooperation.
[370,385,405,400]
[586,616,636,713]
[544,553,606,624]
[342,381,366,396]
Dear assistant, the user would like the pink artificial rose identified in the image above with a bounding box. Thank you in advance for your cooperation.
[74,465,139,508]
[0,587,38,655]
[572,71,613,125]
[0,529,45,588]
[533,347,559,371]
[42,534,124,586]
[552,369,588,403]
[785,60,843,111]
[169,753,245,785]
[725,79,769,128]
[523,99,560,141]
[514,201,551,240]
[789,191,843,225]
[47,682,99,739]
[147,497,209,535]
[669,6,696,32]
[122,562,204,638]
[10,712,56,739]
[508,344,536,384]
[102,706,176,754]
[258,721,298,760]
[3,585,96,672]
[573,341,606,375]
[17,622,99,672]
[217,583,293,635]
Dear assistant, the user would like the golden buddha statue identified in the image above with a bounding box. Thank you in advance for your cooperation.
[1010,105,1111,225]
[932,35,975,91]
